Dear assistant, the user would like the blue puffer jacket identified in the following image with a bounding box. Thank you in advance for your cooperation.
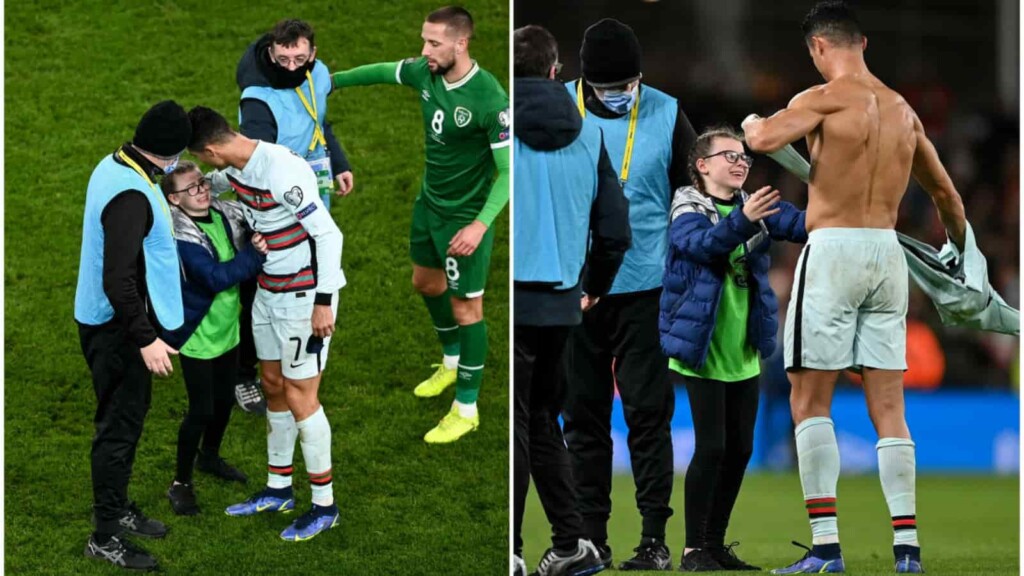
[163,199,265,350]
[660,186,806,369]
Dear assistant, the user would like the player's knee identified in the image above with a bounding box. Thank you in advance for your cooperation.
[790,398,829,424]
[411,270,446,296]
[451,299,483,324]
[261,373,285,397]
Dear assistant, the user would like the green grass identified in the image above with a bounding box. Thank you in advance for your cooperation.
[6,1,508,574]
[522,473,1020,575]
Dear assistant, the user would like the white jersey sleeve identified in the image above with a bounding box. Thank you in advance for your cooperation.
[267,154,346,296]
[207,170,232,197]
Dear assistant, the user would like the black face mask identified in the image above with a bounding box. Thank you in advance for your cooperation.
[263,51,316,89]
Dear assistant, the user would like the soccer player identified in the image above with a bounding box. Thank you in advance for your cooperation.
[330,6,509,443]
[233,18,356,415]
[740,2,966,573]
[186,106,346,542]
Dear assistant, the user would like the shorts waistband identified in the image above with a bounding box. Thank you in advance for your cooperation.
[807,227,897,243]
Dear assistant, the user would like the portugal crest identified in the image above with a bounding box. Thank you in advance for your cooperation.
[284,186,303,207]
[454,106,472,128]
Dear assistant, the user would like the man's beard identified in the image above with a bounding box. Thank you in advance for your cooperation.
[429,56,454,76]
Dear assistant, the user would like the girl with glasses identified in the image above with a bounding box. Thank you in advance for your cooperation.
[660,126,807,571]
[159,161,268,515]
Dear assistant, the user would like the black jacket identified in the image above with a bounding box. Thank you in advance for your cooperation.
[236,35,351,175]
[514,77,632,326]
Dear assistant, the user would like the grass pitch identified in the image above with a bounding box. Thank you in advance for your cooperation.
[6,1,508,574]
[521,473,1019,575]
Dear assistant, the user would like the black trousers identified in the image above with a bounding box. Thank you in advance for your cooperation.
[176,347,239,483]
[514,325,583,555]
[237,279,258,382]
[79,321,152,536]
[563,289,675,543]
[682,375,759,548]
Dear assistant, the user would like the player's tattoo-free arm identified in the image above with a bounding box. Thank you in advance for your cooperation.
[331,62,400,89]
[743,87,833,153]
[910,114,967,248]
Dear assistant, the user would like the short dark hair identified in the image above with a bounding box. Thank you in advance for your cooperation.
[187,106,235,151]
[270,19,315,49]
[688,125,745,193]
[160,160,201,197]
[514,25,558,78]
[426,6,474,39]
[802,1,863,47]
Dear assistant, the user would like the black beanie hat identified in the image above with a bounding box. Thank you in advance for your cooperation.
[580,18,642,88]
[133,100,191,157]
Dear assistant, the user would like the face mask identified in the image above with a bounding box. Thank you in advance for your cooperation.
[265,53,316,89]
[598,85,638,114]
[163,156,180,174]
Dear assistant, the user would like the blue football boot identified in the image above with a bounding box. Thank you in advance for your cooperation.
[280,503,340,541]
[225,486,295,516]
[771,542,845,574]
[894,545,925,573]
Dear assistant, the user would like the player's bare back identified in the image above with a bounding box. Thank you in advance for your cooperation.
[799,74,917,232]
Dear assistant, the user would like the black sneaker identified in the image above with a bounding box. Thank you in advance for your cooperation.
[167,482,200,516]
[117,502,168,539]
[619,537,672,571]
[85,534,158,571]
[533,539,606,576]
[679,548,724,572]
[196,452,248,483]
[709,542,761,571]
[235,378,266,414]
[595,542,613,569]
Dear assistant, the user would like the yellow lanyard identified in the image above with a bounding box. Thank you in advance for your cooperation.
[577,80,640,185]
[116,149,172,228]
[295,71,327,153]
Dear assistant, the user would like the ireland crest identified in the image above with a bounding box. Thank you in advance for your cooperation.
[454,106,472,128]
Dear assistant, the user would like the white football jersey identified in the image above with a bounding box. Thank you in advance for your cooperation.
[210,141,345,304]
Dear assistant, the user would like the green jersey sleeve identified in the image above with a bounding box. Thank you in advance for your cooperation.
[331,62,399,88]
[397,57,431,89]
[482,102,511,151]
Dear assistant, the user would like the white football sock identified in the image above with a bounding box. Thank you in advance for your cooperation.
[266,409,298,489]
[877,437,919,547]
[297,406,334,507]
[796,417,841,545]
[454,400,477,418]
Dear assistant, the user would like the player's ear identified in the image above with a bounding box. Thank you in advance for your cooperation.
[861,35,868,52]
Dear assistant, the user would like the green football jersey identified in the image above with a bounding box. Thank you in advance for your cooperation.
[397,57,509,222]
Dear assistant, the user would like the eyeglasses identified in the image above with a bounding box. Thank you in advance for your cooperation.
[552,61,564,76]
[270,50,313,67]
[703,150,754,167]
[173,177,211,197]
